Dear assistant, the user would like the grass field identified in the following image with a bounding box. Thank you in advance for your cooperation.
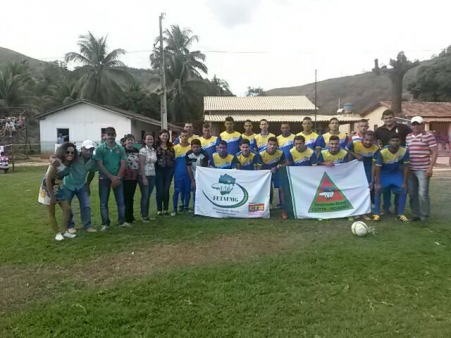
[1,166,451,337]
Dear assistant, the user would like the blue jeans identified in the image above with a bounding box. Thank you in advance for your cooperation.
[99,178,125,226]
[64,185,92,229]
[408,170,430,220]
[138,175,156,218]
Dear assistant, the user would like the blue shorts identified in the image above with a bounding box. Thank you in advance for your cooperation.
[381,174,403,189]
[174,177,190,192]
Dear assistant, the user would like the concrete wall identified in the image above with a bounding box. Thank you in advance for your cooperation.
[130,120,161,142]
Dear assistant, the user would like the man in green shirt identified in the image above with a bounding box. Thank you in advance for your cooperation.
[94,127,127,230]
[63,140,98,233]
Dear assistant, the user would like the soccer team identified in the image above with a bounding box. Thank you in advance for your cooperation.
[39,109,438,241]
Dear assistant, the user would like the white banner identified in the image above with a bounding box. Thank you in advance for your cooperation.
[281,160,371,219]
[195,167,271,218]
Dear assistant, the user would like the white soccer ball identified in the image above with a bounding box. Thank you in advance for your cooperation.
[351,221,369,237]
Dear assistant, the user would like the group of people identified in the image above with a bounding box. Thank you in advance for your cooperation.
[38,109,438,241]
[0,115,25,138]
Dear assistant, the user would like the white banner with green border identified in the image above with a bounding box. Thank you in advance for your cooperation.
[280,160,371,219]
[195,167,271,218]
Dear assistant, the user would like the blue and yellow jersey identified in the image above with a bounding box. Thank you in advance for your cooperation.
[173,134,199,145]
[255,133,276,152]
[318,149,349,164]
[320,132,349,149]
[219,131,242,155]
[297,132,323,150]
[173,144,191,178]
[288,147,317,166]
[211,153,237,169]
[277,134,295,158]
[376,147,409,176]
[235,150,262,170]
[199,136,219,161]
[346,140,380,174]
[260,149,285,170]
[241,133,257,151]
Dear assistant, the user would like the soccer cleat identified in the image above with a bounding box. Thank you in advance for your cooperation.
[372,215,381,222]
[119,222,132,227]
[101,225,109,231]
[157,211,163,216]
[397,215,409,222]
[67,228,77,234]
[142,218,151,223]
[63,231,77,239]
[55,233,64,241]
[86,227,97,233]
[281,211,288,220]
[170,211,177,217]
[163,211,170,216]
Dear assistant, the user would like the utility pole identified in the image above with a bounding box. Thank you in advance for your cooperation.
[314,69,317,132]
[159,13,168,130]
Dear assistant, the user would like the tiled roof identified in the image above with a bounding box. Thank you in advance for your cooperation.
[363,101,451,118]
[204,96,316,111]
[204,114,362,123]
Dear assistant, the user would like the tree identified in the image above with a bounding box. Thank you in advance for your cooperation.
[408,45,451,101]
[119,82,160,119]
[372,52,419,115]
[150,25,209,122]
[0,61,33,109]
[246,86,264,97]
[210,75,232,96]
[65,31,132,105]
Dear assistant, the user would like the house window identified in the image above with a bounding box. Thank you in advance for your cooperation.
[57,128,69,144]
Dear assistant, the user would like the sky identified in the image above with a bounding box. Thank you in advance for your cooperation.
[1,0,450,96]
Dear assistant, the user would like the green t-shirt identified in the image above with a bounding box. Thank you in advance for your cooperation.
[63,154,98,191]
[94,142,126,178]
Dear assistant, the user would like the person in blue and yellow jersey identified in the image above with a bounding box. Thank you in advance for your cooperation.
[173,122,199,145]
[241,119,257,150]
[255,119,276,152]
[287,135,317,167]
[218,116,242,155]
[236,139,262,170]
[260,137,288,219]
[319,117,349,150]
[277,123,295,159]
[172,130,192,216]
[318,135,350,166]
[373,133,410,222]
[297,117,323,157]
[199,123,219,162]
[211,140,237,169]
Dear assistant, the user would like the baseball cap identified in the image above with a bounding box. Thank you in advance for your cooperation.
[82,140,95,149]
[411,116,423,124]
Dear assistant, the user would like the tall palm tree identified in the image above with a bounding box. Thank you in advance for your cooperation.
[65,31,132,105]
[0,61,32,109]
[150,25,209,122]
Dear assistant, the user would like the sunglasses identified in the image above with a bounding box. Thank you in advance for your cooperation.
[66,151,75,155]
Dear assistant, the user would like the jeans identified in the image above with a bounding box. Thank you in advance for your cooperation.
[64,185,92,229]
[408,170,430,220]
[138,175,156,218]
[123,179,138,223]
[155,167,174,212]
[99,178,125,226]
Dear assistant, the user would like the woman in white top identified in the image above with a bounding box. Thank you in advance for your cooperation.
[138,133,157,222]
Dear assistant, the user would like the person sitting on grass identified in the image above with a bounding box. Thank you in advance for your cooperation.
[318,135,350,166]
[0,152,9,173]
[235,139,261,170]
[210,140,237,169]
[38,142,77,241]
[373,133,410,222]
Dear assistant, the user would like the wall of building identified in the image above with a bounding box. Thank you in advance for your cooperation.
[130,120,161,142]
[39,103,131,152]
[362,106,388,132]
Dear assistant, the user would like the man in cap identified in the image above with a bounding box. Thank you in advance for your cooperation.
[406,116,438,222]
[94,127,127,230]
[62,140,99,233]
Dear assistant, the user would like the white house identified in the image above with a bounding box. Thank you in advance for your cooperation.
[36,100,182,152]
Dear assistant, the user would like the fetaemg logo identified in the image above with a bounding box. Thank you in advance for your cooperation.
[308,172,353,213]
[203,174,249,208]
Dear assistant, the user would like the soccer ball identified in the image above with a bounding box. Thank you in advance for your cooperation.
[351,221,369,237]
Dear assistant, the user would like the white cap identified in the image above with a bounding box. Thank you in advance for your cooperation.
[81,140,95,149]
[411,116,423,124]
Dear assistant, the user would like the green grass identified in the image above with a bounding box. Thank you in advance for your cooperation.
[1,166,451,337]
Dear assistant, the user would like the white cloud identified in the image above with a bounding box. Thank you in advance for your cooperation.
[206,0,263,28]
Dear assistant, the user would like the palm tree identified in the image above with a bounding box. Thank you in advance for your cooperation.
[0,61,32,109]
[150,25,209,122]
[210,75,231,95]
[65,31,132,105]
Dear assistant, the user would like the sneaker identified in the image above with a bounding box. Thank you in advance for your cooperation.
[411,216,421,222]
[157,211,163,216]
[55,233,64,241]
[67,228,77,234]
[163,211,170,216]
[183,208,190,213]
[119,222,132,227]
[178,205,184,212]
[170,211,177,217]
[63,231,77,239]
[101,225,109,231]
[372,215,381,222]
[281,211,288,220]
[86,227,97,233]
[397,215,409,222]
[142,218,151,223]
